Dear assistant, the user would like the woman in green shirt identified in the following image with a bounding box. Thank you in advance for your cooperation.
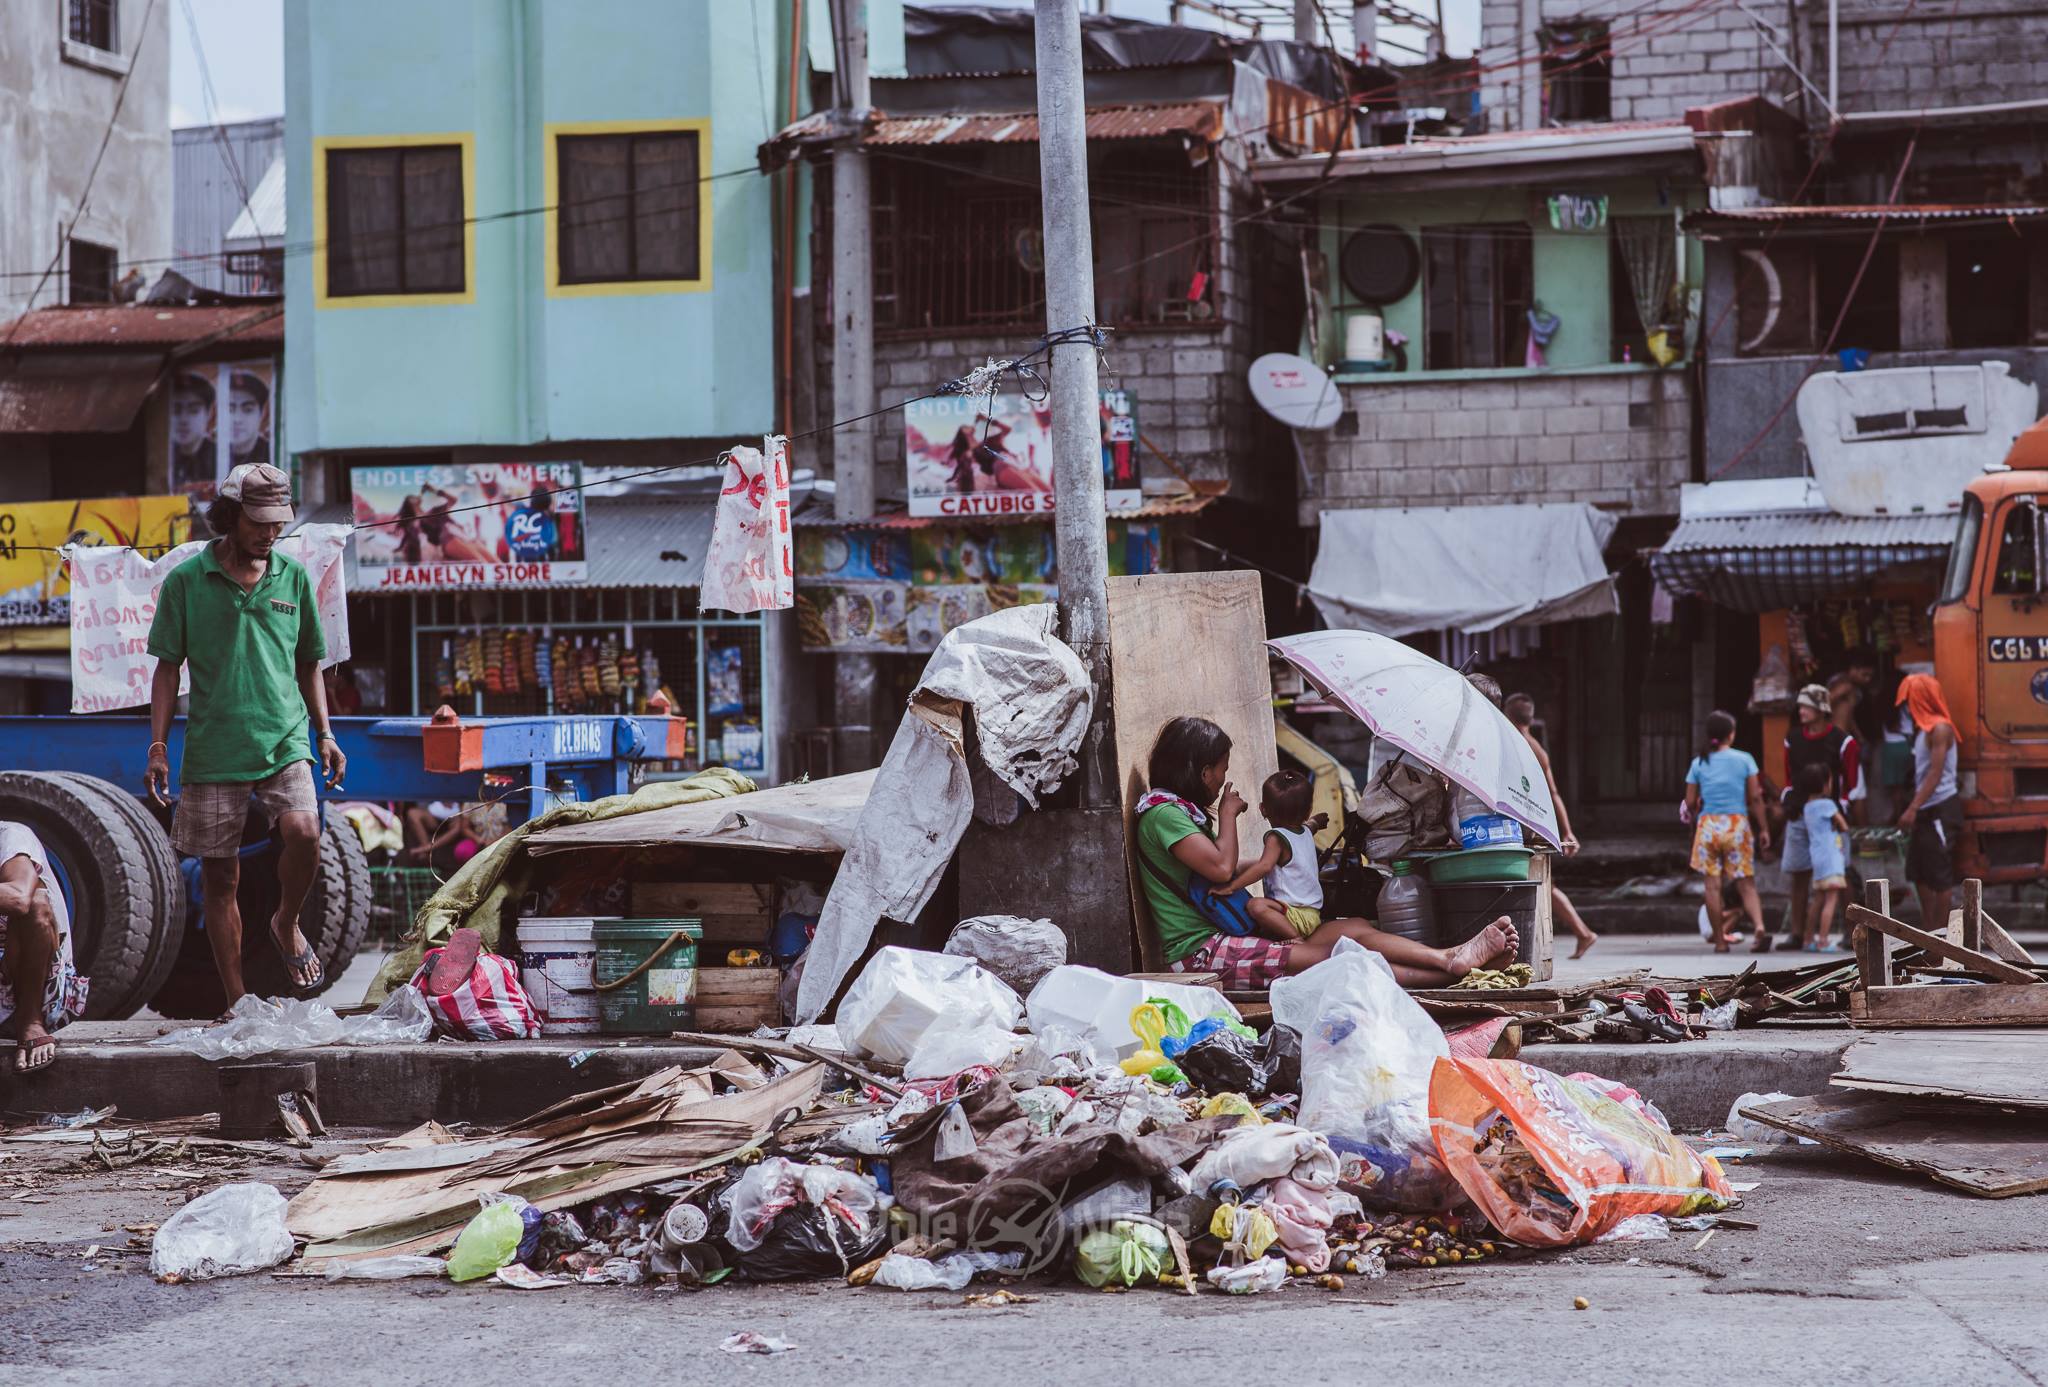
[1137,717,1517,990]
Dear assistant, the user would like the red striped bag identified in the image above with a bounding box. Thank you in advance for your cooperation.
[409,949,542,1041]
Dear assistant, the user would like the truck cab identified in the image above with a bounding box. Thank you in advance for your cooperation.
[1935,420,2048,882]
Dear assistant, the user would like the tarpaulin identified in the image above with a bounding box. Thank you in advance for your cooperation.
[794,605,1090,1024]
[1308,503,1618,637]
[526,768,876,858]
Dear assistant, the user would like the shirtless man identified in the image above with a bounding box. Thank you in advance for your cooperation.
[0,821,87,1073]
[1506,693,1598,958]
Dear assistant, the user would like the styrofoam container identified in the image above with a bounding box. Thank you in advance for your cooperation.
[517,916,603,1035]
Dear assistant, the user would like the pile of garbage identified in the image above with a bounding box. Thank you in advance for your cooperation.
[154,935,1735,1295]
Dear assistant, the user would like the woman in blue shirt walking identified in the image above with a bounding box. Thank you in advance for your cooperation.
[1683,710,1771,953]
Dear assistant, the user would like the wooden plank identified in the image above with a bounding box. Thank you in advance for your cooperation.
[1845,905,2040,985]
[1855,877,1896,988]
[1960,879,1983,955]
[1743,1090,2048,1198]
[1107,572,1278,973]
[694,967,781,1002]
[1834,1030,2048,1107]
[693,1003,780,1032]
[1978,909,2038,969]
[631,882,775,919]
[1850,983,2048,1029]
[1530,852,1555,983]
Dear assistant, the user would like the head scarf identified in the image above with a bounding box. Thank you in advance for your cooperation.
[1895,673,1956,733]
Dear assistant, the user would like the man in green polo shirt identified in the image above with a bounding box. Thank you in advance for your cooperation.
[145,464,346,1006]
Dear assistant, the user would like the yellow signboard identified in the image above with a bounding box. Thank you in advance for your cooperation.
[0,496,199,626]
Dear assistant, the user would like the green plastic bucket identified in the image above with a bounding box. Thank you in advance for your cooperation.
[593,919,702,1035]
[1425,846,1533,885]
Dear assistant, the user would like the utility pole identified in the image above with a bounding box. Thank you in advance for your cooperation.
[830,0,879,767]
[1295,0,1320,43]
[1034,0,1113,801]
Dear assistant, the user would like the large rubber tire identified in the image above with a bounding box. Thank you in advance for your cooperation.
[45,774,186,1016]
[318,818,374,982]
[148,811,367,1020]
[0,772,162,1019]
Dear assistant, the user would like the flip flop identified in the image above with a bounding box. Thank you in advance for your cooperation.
[14,1033,57,1075]
[270,928,324,996]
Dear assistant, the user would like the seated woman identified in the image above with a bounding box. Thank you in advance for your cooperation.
[1136,716,1517,991]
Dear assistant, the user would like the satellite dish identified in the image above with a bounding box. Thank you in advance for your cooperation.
[1340,224,1421,305]
[1250,353,1343,431]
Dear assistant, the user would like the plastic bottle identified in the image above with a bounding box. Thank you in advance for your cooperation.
[1376,861,1434,944]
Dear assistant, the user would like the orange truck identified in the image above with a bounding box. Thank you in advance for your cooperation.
[1934,419,2048,883]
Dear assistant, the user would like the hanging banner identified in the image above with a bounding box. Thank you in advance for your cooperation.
[170,359,277,497]
[350,461,586,590]
[904,388,1141,518]
[701,436,794,614]
[0,496,199,627]
[67,524,353,713]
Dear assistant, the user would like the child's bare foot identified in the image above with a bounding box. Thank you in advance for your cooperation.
[1571,930,1598,959]
[1446,917,1518,976]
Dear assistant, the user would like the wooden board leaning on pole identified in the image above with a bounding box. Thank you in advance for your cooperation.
[1849,874,2048,1028]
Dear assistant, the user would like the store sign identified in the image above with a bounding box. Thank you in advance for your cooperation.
[903,389,1141,518]
[169,358,277,497]
[350,462,587,590]
[1545,193,1609,233]
[0,496,198,627]
[67,524,352,713]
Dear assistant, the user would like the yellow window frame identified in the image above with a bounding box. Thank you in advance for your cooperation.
[312,132,477,309]
[545,118,713,299]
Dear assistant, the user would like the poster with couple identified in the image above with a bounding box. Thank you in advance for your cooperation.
[169,359,276,496]
[903,388,1141,518]
[350,461,588,590]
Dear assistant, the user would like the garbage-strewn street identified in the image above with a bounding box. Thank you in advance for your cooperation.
[7,1143,2048,1386]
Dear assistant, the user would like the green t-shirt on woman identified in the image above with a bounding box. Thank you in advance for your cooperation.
[1137,802,1220,963]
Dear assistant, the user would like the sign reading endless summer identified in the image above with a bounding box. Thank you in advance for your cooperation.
[350,462,588,590]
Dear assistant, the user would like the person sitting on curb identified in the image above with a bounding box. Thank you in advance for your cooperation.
[0,821,89,1074]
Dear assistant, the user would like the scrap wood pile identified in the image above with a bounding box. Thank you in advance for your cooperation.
[146,936,1738,1293]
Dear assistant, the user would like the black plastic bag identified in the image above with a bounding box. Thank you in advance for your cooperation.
[733,1205,889,1282]
[1177,1024,1301,1099]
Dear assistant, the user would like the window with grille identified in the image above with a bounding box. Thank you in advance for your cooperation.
[324,145,466,297]
[556,130,703,285]
[1540,20,1611,124]
[1421,224,1532,369]
[870,146,1214,334]
[68,239,116,304]
[68,0,117,52]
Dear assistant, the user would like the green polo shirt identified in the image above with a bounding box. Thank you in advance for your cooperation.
[146,541,325,784]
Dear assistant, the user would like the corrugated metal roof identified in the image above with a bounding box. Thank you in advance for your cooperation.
[330,495,718,594]
[0,355,160,433]
[762,101,1224,167]
[224,154,286,246]
[793,490,1220,529]
[0,305,284,351]
[1661,509,1957,552]
[1687,203,2048,236]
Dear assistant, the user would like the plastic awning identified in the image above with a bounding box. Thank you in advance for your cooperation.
[1308,503,1619,637]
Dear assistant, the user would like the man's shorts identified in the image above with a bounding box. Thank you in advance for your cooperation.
[1170,933,1293,991]
[1780,815,1812,874]
[1690,813,1755,880]
[172,762,317,859]
[1906,798,1964,892]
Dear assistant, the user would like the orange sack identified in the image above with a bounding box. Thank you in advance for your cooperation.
[1429,1057,1733,1247]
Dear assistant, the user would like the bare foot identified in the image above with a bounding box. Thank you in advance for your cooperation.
[13,1021,56,1074]
[1446,917,1518,977]
[1571,931,1599,960]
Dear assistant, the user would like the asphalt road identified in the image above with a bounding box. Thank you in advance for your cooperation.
[4,1135,2046,1386]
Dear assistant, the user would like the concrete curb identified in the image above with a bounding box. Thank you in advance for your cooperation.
[5,1030,1857,1133]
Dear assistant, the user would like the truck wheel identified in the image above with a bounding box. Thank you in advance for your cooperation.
[0,772,161,1019]
[317,818,374,982]
[44,774,186,1017]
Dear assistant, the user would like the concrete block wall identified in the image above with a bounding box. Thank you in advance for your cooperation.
[1297,369,1691,526]
[1832,0,2048,114]
[1476,0,1800,132]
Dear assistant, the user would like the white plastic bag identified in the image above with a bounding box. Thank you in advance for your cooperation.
[1726,1091,1815,1145]
[903,1015,1024,1080]
[1025,965,1238,1067]
[1187,1123,1338,1192]
[724,1157,882,1254]
[871,1250,1022,1291]
[942,915,1068,996]
[1270,938,1454,1211]
[151,1182,297,1281]
[701,438,793,614]
[148,986,434,1061]
[835,947,1022,1064]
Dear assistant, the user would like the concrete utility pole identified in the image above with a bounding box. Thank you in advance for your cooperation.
[1034,0,1113,791]
[830,0,878,766]
[1295,0,1321,43]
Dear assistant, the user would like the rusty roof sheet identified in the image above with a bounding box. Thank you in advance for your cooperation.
[0,304,283,351]
[762,101,1224,167]
[1686,203,2048,235]
[0,355,160,434]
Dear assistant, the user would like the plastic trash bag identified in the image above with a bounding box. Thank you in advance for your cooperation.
[871,1249,1023,1291]
[942,915,1068,996]
[150,1182,296,1281]
[408,950,540,1041]
[149,986,434,1061]
[1207,1256,1288,1294]
[1567,1073,1671,1132]
[1430,1057,1734,1248]
[1188,1123,1338,1192]
[904,1015,1024,1080]
[835,947,1022,1064]
[725,1157,883,1257]
[1270,939,1454,1210]
[447,1199,526,1282]
[737,1204,889,1282]
[1025,965,1238,1068]
[1726,1091,1815,1145]
[1175,1025,1299,1099]
[1073,1219,1170,1287]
